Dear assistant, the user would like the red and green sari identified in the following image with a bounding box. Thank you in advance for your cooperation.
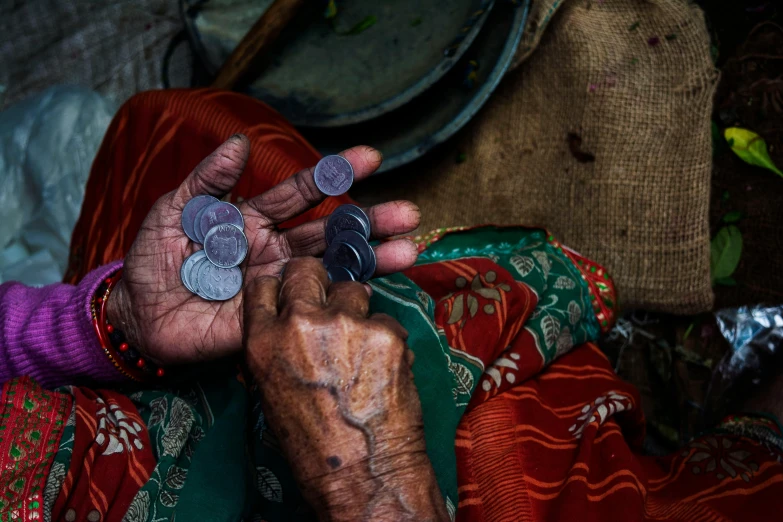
[1,90,781,522]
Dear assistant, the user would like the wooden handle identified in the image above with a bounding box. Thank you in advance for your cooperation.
[211,0,305,90]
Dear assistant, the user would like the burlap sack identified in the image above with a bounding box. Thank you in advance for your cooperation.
[354,0,718,314]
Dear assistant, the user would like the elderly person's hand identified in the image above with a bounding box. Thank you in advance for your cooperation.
[107,136,421,365]
[244,257,448,522]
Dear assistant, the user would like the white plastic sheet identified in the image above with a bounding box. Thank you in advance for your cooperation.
[0,86,116,285]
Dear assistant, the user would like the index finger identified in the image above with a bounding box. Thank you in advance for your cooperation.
[242,146,382,226]
[243,275,281,339]
[279,257,330,311]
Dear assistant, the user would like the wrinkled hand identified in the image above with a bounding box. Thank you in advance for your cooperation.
[108,135,421,364]
[244,257,447,522]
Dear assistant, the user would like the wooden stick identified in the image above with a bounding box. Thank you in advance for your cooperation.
[211,0,305,90]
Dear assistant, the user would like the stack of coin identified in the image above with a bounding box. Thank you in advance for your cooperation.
[179,196,247,301]
[322,204,376,283]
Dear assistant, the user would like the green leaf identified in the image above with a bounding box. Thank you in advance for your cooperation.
[410,16,422,27]
[721,190,730,202]
[683,322,695,340]
[715,277,737,286]
[710,225,743,282]
[724,127,783,177]
[344,15,377,35]
[629,21,640,31]
[722,211,743,223]
[323,0,337,19]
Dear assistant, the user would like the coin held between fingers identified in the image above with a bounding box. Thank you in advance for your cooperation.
[314,155,354,196]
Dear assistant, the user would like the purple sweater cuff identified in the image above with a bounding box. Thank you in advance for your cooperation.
[0,261,126,388]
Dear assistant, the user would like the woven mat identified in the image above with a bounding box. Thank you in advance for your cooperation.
[353,0,718,314]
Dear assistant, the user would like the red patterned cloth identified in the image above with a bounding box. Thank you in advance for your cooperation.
[453,344,783,521]
[51,387,155,521]
[405,230,783,521]
[0,378,159,522]
[0,377,70,518]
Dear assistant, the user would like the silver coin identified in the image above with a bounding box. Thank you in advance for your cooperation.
[327,265,356,282]
[333,230,376,282]
[193,206,210,244]
[325,212,368,246]
[189,256,212,299]
[180,263,192,292]
[335,204,371,235]
[181,195,219,242]
[196,261,243,301]
[360,245,377,283]
[199,202,244,240]
[181,250,206,292]
[204,223,248,268]
[323,237,363,278]
[313,155,354,196]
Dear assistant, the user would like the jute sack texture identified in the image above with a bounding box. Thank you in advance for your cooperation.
[357,0,718,314]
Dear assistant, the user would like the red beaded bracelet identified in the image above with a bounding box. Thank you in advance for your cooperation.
[90,269,165,381]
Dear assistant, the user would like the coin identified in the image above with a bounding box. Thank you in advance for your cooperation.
[313,155,354,196]
[204,223,248,268]
[325,211,368,245]
[333,230,376,282]
[327,265,356,282]
[189,256,212,299]
[199,202,244,241]
[180,263,192,292]
[193,206,210,244]
[181,195,219,242]
[360,246,377,282]
[196,261,243,301]
[335,204,371,235]
[181,250,206,292]
[323,237,363,278]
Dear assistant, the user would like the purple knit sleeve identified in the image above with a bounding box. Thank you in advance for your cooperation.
[0,261,126,388]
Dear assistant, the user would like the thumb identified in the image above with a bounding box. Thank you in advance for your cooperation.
[173,134,250,208]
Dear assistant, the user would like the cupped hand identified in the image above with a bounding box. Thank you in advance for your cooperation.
[108,135,421,365]
[244,257,447,522]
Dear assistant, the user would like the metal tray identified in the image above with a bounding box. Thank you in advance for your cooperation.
[301,0,530,172]
[183,0,494,127]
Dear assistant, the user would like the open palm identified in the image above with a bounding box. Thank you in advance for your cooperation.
[111,135,420,365]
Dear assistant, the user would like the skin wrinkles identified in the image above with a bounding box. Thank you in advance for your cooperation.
[99,136,439,519]
[245,258,448,522]
[105,138,422,366]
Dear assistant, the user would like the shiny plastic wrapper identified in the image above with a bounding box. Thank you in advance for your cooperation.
[716,306,783,371]
[704,306,783,423]
[0,86,116,285]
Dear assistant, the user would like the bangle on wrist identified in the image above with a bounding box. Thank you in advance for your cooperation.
[90,269,165,381]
